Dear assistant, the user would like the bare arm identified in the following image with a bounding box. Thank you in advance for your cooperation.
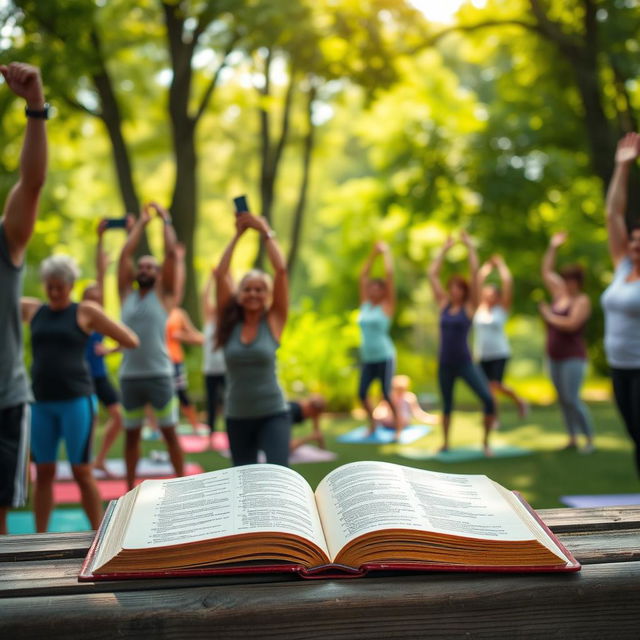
[117,208,150,300]
[477,260,493,289]
[201,269,216,322]
[461,231,480,311]
[151,202,178,302]
[20,297,42,324]
[606,133,640,267]
[94,221,108,306]
[1,63,47,266]
[541,232,567,300]
[493,255,513,310]
[214,225,244,319]
[170,309,204,346]
[359,246,378,304]
[378,242,396,316]
[539,296,591,332]
[78,301,139,349]
[427,236,454,309]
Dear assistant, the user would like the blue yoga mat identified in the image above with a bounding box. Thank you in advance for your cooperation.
[398,444,532,463]
[337,424,431,445]
[8,508,91,534]
[560,494,640,508]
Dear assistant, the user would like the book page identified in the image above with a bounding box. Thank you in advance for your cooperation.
[315,461,545,562]
[122,464,329,557]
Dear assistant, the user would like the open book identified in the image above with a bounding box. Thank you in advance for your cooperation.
[80,461,579,580]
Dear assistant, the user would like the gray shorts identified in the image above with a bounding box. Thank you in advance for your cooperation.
[120,376,178,429]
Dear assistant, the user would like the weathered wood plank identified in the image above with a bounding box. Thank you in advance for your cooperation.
[2,528,639,599]
[539,506,640,532]
[1,562,639,639]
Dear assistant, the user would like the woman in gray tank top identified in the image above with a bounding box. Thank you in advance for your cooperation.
[214,210,290,466]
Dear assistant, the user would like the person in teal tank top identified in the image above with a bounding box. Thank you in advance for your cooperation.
[357,242,401,438]
[214,209,290,467]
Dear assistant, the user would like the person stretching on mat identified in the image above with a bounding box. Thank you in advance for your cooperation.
[474,254,528,427]
[357,241,401,438]
[602,132,640,475]
[539,232,595,453]
[83,218,130,475]
[21,255,139,532]
[289,395,327,451]
[201,268,226,435]
[0,62,47,535]
[373,374,438,431]
[428,232,496,456]
[215,210,290,467]
[117,202,184,489]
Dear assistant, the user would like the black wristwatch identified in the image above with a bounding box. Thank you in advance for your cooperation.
[25,103,50,120]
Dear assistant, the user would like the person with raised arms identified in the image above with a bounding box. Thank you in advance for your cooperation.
[474,254,528,427]
[357,241,401,438]
[117,203,184,489]
[21,255,139,532]
[428,232,496,456]
[0,62,47,535]
[214,210,290,466]
[539,232,594,453]
[601,132,640,474]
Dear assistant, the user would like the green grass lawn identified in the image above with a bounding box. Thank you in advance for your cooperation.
[102,396,639,510]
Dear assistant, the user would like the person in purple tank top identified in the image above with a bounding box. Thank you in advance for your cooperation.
[428,232,496,455]
[539,232,594,453]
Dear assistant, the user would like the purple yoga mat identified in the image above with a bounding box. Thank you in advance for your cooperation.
[560,494,640,508]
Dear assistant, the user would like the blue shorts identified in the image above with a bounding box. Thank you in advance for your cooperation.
[31,395,97,465]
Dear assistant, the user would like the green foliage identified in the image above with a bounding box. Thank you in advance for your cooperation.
[277,300,361,410]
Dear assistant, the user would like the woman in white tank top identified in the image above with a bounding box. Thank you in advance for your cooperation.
[474,255,528,426]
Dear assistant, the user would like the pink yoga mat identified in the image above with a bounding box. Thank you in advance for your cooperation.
[179,432,229,453]
[52,462,204,504]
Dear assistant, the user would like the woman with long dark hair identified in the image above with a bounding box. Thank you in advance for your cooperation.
[427,232,496,455]
[215,211,290,466]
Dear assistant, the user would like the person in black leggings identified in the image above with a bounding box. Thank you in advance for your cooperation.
[427,232,495,455]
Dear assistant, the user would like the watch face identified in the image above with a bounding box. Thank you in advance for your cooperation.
[25,104,50,119]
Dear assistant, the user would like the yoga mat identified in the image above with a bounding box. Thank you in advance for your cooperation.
[337,424,431,445]
[35,459,204,481]
[289,444,337,464]
[560,494,640,508]
[178,432,229,453]
[398,444,532,463]
[218,444,337,465]
[8,508,91,534]
[142,423,209,440]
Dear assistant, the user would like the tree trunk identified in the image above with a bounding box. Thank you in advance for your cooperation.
[287,84,317,276]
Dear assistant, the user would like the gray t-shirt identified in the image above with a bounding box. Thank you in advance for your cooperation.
[223,316,287,418]
[120,289,172,379]
[0,221,32,408]
[601,257,640,368]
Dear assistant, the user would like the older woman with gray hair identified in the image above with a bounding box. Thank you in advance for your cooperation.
[21,254,139,532]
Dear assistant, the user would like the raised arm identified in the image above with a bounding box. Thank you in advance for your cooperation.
[539,295,591,332]
[377,241,396,316]
[201,268,216,323]
[493,254,513,310]
[214,221,245,318]
[359,245,378,304]
[477,259,494,289]
[246,214,288,332]
[117,208,150,300]
[149,202,178,302]
[461,231,480,310]
[94,221,109,306]
[1,63,47,266]
[606,133,640,268]
[541,232,568,300]
[427,236,454,309]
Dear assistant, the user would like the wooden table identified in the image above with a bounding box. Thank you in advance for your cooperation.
[1,506,639,639]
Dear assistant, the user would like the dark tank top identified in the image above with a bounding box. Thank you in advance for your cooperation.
[30,302,93,402]
[545,301,587,361]
[439,305,472,365]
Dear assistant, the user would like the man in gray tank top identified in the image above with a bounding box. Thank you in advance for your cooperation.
[117,202,184,490]
[0,63,48,534]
